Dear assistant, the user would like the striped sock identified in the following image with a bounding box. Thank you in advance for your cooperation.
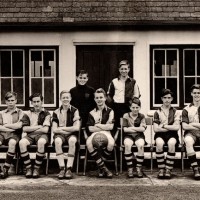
[136,155,144,168]
[124,153,133,169]
[4,152,15,171]
[34,151,45,169]
[21,151,31,169]
[156,151,165,169]
[188,153,198,169]
[166,152,175,170]
[90,149,104,169]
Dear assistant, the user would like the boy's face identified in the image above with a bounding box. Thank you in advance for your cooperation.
[130,102,140,115]
[31,97,43,111]
[60,92,71,106]
[6,96,17,109]
[76,73,88,85]
[94,92,106,107]
[191,89,200,102]
[119,64,130,77]
[161,94,173,106]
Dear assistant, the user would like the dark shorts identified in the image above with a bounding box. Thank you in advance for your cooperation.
[0,132,20,145]
[184,130,200,145]
[154,131,179,146]
[23,133,49,145]
[124,132,145,143]
[53,133,77,145]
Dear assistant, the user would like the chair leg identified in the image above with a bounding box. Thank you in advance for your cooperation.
[15,153,19,175]
[120,148,123,174]
[114,147,118,175]
[46,152,50,175]
[151,151,153,174]
[83,150,88,176]
[76,151,80,175]
[181,151,184,174]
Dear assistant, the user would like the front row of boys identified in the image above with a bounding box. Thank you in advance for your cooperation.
[1,84,200,180]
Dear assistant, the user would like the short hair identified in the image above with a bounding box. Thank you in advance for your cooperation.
[29,93,43,101]
[161,89,173,97]
[190,84,200,92]
[5,92,17,100]
[95,88,106,97]
[129,97,141,107]
[76,70,88,77]
[60,90,71,98]
[119,60,130,68]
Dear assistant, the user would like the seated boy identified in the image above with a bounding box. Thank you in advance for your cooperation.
[19,93,51,178]
[123,97,146,178]
[86,88,115,178]
[0,92,23,179]
[52,90,80,179]
[153,89,180,179]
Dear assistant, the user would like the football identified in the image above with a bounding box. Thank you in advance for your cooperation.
[92,132,108,149]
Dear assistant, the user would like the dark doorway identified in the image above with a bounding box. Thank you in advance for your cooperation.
[76,45,133,91]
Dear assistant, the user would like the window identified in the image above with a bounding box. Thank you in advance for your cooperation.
[0,47,58,109]
[151,45,200,109]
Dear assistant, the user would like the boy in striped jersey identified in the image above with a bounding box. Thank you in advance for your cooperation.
[153,89,180,179]
[182,84,200,180]
[123,97,146,178]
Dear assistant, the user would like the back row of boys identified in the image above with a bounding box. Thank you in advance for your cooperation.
[1,60,200,181]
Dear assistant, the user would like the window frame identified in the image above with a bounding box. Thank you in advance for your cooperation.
[0,46,59,110]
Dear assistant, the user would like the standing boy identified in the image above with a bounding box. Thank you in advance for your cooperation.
[0,92,23,179]
[19,93,51,178]
[86,88,115,178]
[70,70,95,128]
[153,89,180,179]
[52,90,80,179]
[107,60,140,128]
[182,84,200,180]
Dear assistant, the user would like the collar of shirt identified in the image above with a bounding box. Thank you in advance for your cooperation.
[30,107,45,113]
[4,107,19,114]
[118,76,131,82]
[59,105,72,113]
[94,105,108,112]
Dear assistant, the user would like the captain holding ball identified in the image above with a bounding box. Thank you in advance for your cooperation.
[86,88,115,178]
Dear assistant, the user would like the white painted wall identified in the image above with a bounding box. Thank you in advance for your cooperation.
[0,30,200,113]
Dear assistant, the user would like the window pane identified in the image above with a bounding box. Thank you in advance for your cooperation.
[1,51,11,77]
[31,78,42,95]
[1,78,11,103]
[31,51,42,77]
[184,50,195,76]
[154,50,165,76]
[185,77,195,103]
[44,51,54,77]
[166,50,177,76]
[13,51,24,77]
[197,51,200,76]
[166,78,177,104]
[13,78,24,104]
[154,78,165,104]
[44,78,54,104]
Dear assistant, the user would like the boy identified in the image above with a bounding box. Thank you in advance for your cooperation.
[123,97,146,178]
[52,90,80,179]
[153,89,180,179]
[107,60,140,128]
[86,88,115,178]
[19,93,51,178]
[182,84,200,180]
[0,92,23,179]
[70,70,95,128]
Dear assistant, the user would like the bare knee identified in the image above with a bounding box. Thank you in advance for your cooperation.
[156,138,164,152]
[68,136,77,147]
[19,139,29,151]
[124,139,133,152]
[37,138,47,148]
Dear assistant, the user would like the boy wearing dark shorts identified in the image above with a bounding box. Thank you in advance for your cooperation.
[123,97,146,178]
[153,89,180,179]
[52,90,80,179]
[19,93,51,178]
[0,92,23,179]
[182,84,200,180]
